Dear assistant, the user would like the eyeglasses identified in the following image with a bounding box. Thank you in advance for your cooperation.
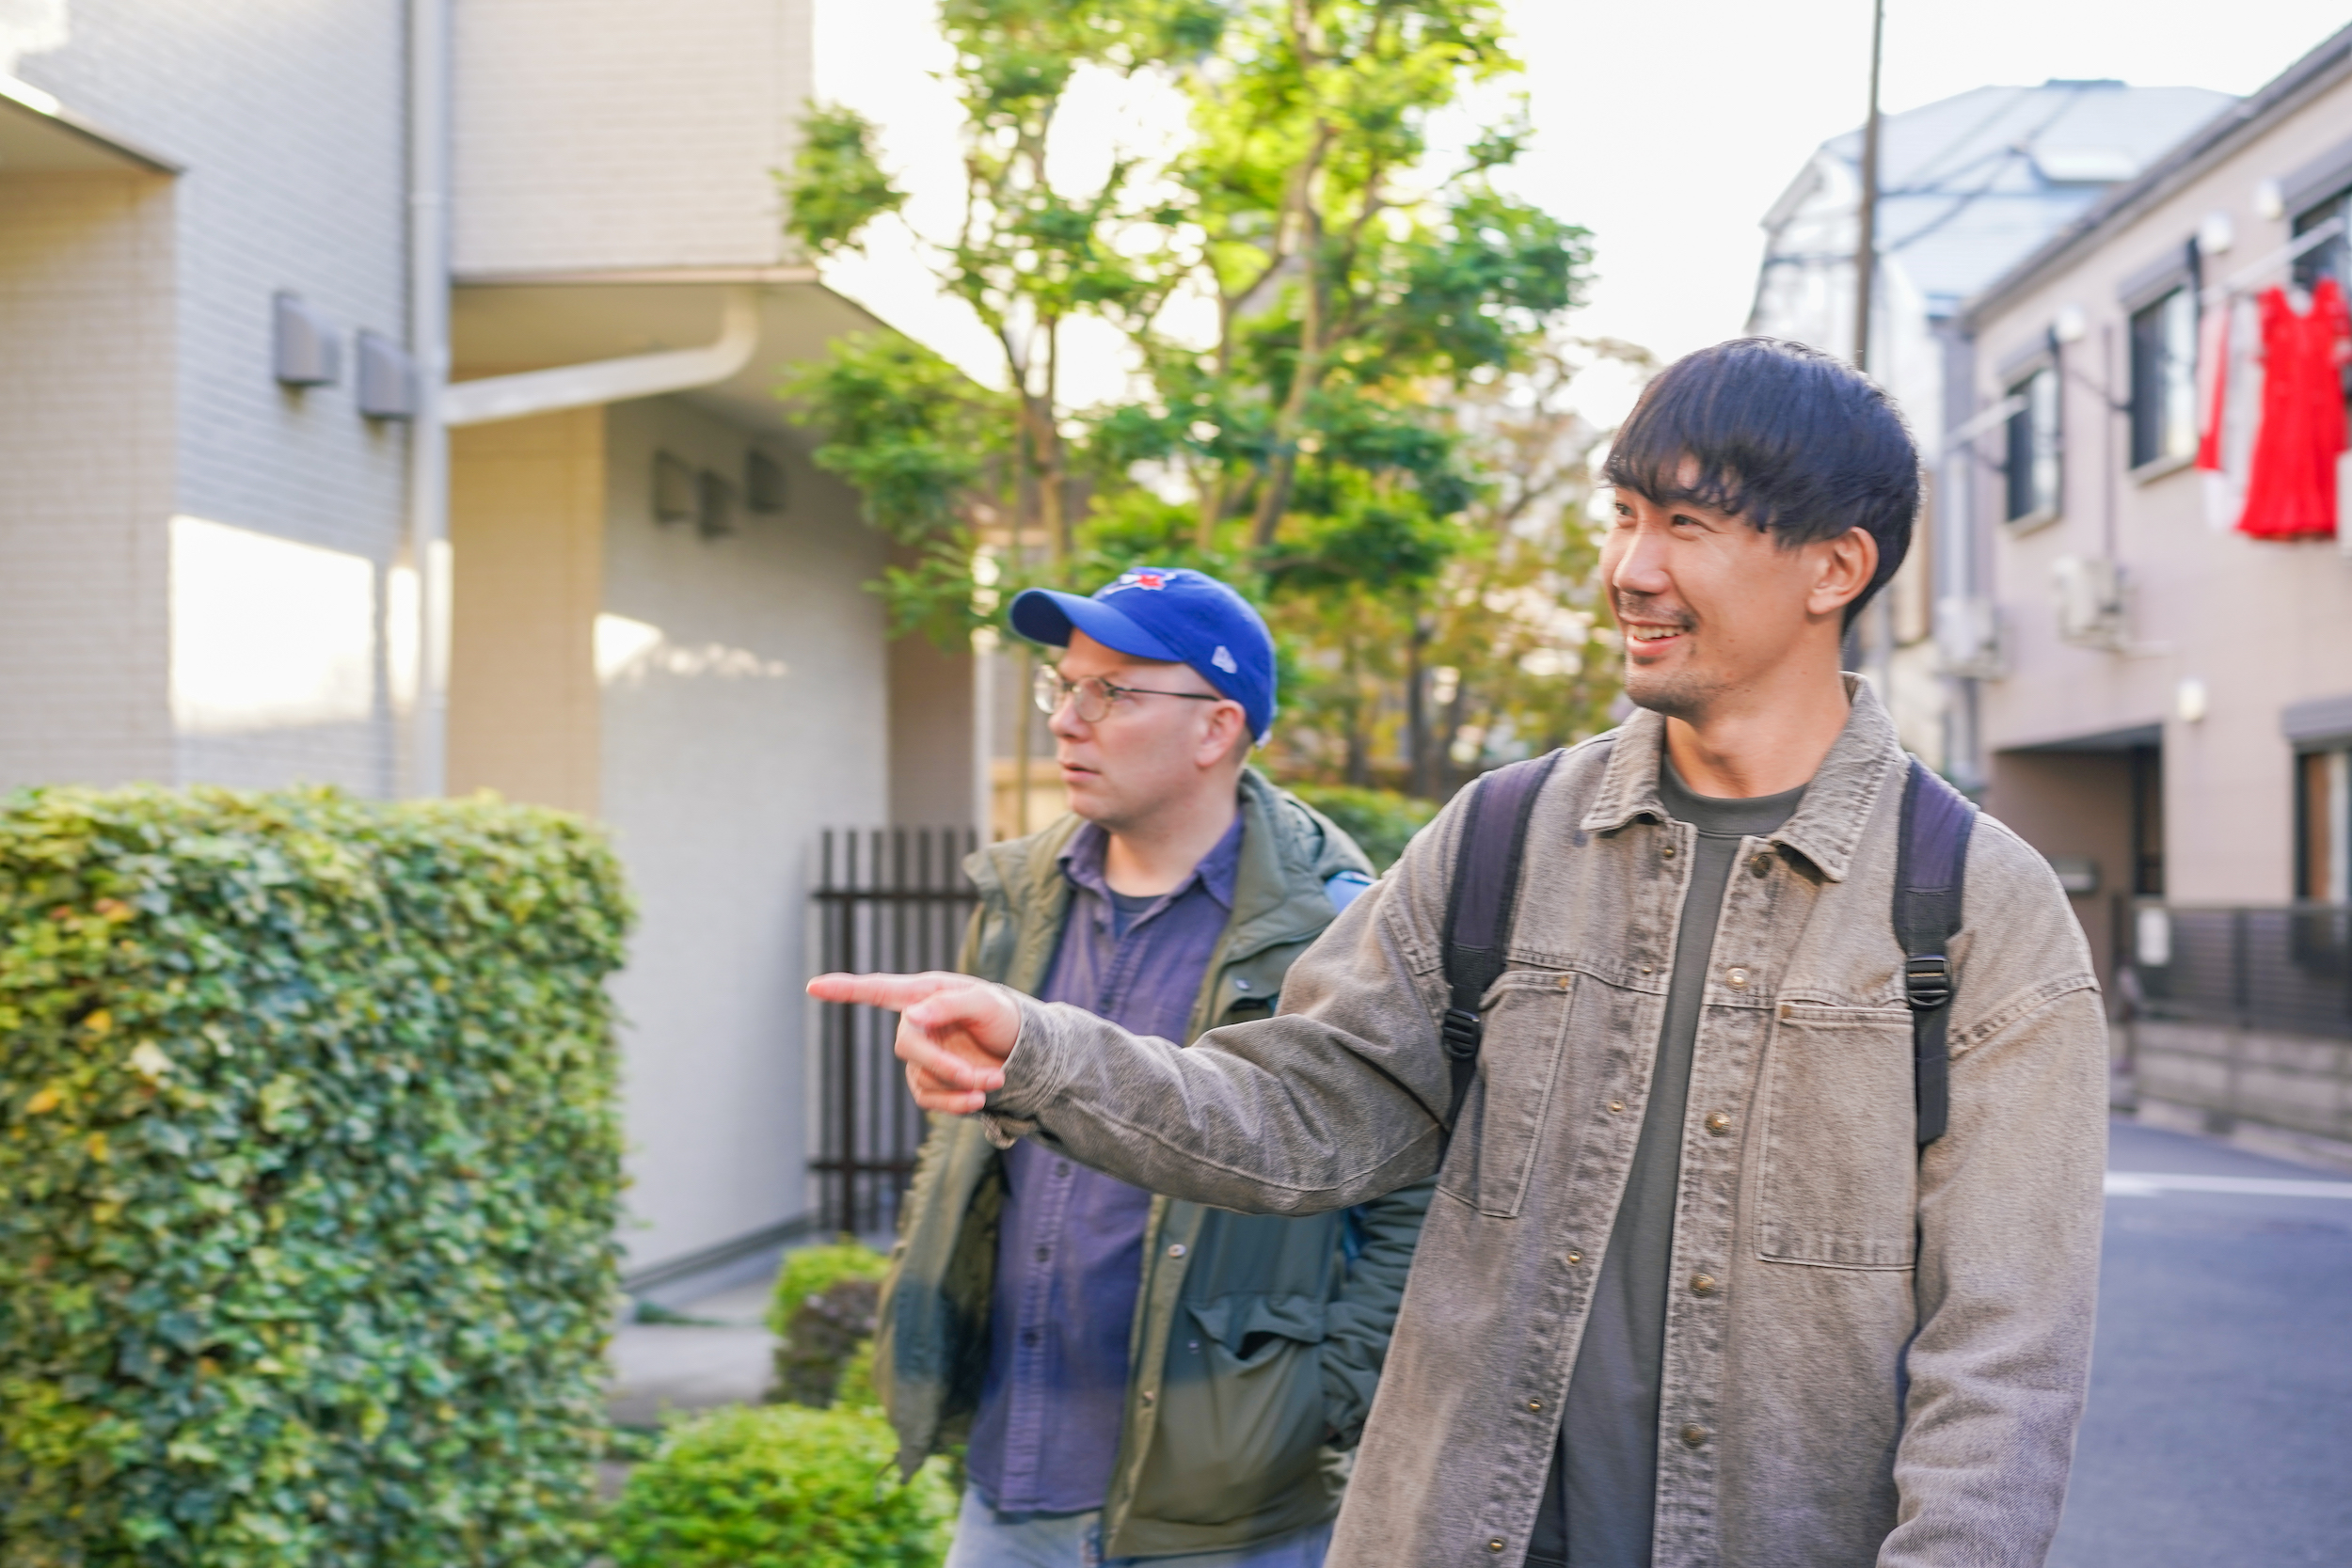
[1033,666,1223,723]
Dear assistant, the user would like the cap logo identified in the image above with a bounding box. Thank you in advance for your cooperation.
[1212,644,1238,673]
[1130,571,1168,590]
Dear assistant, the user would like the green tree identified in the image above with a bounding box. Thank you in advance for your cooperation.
[777,0,1624,789]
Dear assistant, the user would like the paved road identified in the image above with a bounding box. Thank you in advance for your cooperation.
[2047,1118,2352,1568]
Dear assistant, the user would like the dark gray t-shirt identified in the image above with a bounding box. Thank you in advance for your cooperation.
[1526,754,1806,1568]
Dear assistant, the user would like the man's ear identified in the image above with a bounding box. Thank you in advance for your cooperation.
[1197,700,1249,770]
[1808,528,1880,620]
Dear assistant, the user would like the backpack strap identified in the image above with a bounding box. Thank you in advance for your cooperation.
[1893,756,1977,1147]
[1438,752,1564,1148]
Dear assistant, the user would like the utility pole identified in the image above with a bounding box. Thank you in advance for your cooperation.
[1851,0,1885,375]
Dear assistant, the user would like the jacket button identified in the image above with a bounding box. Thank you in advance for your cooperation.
[1681,1423,1708,1447]
[1488,1541,1507,1553]
[1565,1250,1582,1264]
[1661,846,1677,860]
[1750,853,1772,878]
[1234,977,1251,991]
[1526,1398,1543,1412]
[1705,1111,1730,1133]
[1724,966,1749,988]
[1691,1273,1718,1296]
[1167,1243,1187,1259]
[1141,1390,1156,1407]
[1608,1101,1625,1113]
[1555,974,1572,990]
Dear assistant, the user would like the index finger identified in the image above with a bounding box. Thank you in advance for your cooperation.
[806,971,968,1010]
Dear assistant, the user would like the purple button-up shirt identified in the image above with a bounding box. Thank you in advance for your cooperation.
[965,814,1244,1515]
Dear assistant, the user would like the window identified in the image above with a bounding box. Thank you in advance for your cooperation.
[2128,287,2197,468]
[2291,186,2349,295]
[2004,365,2060,524]
[2298,746,2350,904]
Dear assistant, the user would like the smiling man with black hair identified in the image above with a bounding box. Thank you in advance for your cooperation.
[819,339,2108,1568]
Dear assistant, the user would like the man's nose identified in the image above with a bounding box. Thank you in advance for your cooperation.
[1045,695,1089,740]
[1609,525,1674,596]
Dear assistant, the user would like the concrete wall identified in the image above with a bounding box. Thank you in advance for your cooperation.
[1971,69,2352,905]
[599,395,887,1268]
[447,409,608,816]
[0,168,176,789]
[453,0,811,277]
[13,0,413,794]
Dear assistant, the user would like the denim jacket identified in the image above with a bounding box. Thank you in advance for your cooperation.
[984,686,2108,1568]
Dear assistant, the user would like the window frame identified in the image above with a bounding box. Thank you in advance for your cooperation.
[2126,285,2198,473]
[2003,360,2062,531]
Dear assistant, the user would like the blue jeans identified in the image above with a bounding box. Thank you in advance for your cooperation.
[943,1487,1334,1568]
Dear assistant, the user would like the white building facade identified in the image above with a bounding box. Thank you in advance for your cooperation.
[1,0,982,1284]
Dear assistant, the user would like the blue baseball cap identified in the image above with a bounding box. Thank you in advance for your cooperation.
[1009,567,1277,742]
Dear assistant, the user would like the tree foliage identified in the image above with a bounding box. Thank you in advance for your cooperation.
[778,0,1631,793]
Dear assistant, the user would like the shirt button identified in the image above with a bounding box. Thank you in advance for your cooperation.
[1565,1250,1582,1264]
[1168,1243,1187,1259]
[1681,1424,1708,1447]
[1035,1245,1051,1261]
[1055,1161,1072,1176]
[1705,1111,1731,1134]
[1725,966,1749,989]
[1023,1328,1041,1346]
[1750,853,1772,878]
[1691,1274,1718,1296]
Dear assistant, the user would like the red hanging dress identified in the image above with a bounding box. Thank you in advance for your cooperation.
[2235,277,2350,540]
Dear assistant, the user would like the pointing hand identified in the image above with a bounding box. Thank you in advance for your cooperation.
[805,971,1019,1116]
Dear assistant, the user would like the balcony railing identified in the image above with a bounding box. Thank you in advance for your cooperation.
[2129,905,2352,1039]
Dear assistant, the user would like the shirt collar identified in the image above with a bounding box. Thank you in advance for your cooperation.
[1580,675,1903,882]
[1059,809,1246,911]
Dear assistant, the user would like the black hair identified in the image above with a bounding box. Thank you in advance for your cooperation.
[1600,338,1919,626]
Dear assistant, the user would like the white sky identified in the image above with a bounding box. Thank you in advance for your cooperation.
[824,1,2350,424]
[1502,0,2351,414]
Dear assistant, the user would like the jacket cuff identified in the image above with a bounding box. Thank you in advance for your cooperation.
[979,992,1064,1145]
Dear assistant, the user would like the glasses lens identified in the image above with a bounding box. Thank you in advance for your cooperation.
[1032,664,1065,716]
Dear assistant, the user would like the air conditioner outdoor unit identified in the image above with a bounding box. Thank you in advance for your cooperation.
[1933,595,2004,678]
[2052,556,2127,650]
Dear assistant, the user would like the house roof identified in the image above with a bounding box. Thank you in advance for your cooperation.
[1961,22,2352,326]
[1757,80,2234,318]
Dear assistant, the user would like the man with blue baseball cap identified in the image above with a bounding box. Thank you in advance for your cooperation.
[870,565,1431,1568]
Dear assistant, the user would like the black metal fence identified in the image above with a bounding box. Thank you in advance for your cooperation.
[809,827,980,1236]
[2130,905,2352,1038]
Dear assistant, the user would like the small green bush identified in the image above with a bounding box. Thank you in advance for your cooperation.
[1288,784,1438,873]
[0,785,630,1567]
[606,1404,953,1568]
[769,1240,891,1407]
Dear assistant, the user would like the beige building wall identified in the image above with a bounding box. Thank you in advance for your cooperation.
[0,169,176,791]
[1970,67,2352,907]
[599,395,889,1267]
[452,0,812,277]
[447,409,607,816]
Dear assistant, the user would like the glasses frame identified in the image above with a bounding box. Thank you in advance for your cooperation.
[1034,666,1225,724]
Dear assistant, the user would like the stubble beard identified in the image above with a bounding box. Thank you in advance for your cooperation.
[1622,657,1724,723]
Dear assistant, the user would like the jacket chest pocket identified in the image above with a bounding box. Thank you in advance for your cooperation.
[1438,971,1575,1219]
[1756,1004,1917,1269]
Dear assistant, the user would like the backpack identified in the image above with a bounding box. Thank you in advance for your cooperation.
[1438,750,1976,1151]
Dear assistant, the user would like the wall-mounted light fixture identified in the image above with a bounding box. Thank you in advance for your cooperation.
[355,331,417,420]
[745,449,787,515]
[653,451,695,526]
[273,293,341,387]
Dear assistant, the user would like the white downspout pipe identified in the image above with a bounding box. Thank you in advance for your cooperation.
[402,0,452,799]
[439,286,761,427]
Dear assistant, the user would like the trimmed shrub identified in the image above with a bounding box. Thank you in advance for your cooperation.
[768,1240,890,1408]
[0,785,630,1567]
[1288,784,1438,873]
[605,1403,953,1568]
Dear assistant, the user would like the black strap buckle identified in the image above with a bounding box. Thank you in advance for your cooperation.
[1440,1006,1484,1060]
[1903,955,1952,1010]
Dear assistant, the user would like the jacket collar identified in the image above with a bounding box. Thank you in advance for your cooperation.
[1580,675,1904,883]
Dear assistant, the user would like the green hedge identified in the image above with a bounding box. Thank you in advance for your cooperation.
[605,1404,953,1568]
[767,1240,890,1408]
[1287,784,1438,873]
[0,786,631,1567]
